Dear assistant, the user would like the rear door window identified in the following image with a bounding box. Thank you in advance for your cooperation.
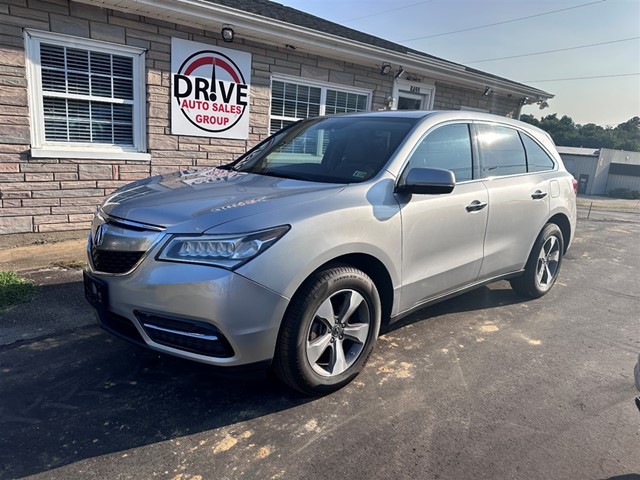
[476,123,526,177]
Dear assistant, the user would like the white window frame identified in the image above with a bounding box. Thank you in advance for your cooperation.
[269,75,372,134]
[392,78,435,111]
[24,29,149,160]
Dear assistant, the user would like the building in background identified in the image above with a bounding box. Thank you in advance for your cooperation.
[557,146,640,196]
[0,0,552,235]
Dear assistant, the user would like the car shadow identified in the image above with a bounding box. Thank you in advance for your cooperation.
[0,279,313,479]
[599,476,640,480]
[383,281,528,334]
[1,277,525,478]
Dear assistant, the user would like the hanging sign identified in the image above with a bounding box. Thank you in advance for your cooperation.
[171,38,251,139]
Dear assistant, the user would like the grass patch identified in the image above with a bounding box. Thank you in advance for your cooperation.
[576,198,640,212]
[0,271,38,311]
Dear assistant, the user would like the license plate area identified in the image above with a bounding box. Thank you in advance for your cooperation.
[83,270,108,311]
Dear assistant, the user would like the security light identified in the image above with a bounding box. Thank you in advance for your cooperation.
[221,26,235,43]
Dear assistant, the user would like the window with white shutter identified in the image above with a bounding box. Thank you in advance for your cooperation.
[324,89,368,115]
[269,77,370,135]
[24,30,148,160]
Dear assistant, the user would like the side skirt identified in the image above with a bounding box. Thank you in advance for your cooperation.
[389,270,524,324]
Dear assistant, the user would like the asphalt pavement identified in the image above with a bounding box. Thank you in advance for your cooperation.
[0,209,639,480]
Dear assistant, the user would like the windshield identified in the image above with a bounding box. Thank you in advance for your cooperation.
[229,116,418,183]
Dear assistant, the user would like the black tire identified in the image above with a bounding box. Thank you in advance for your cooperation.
[273,266,381,396]
[510,223,564,299]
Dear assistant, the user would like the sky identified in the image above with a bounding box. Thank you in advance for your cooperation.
[277,0,640,127]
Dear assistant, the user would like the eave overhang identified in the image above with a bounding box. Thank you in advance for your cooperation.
[76,0,553,102]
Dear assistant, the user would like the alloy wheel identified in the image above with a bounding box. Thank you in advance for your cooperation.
[305,289,371,377]
[536,235,561,290]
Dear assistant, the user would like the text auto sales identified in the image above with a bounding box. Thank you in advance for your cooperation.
[173,75,248,125]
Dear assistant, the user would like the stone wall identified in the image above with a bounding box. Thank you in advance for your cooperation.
[0,0,522,235]
[433,82,522,118]
[0,0,400,234]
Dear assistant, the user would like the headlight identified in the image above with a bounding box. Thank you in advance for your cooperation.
[157,225,290,269]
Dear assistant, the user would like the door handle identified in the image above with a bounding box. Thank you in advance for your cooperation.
[466,200,488,212]
[531,190,548,200]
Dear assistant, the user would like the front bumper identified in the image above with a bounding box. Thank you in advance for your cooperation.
[85,257,289,367]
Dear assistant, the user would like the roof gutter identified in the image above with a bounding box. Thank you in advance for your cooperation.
[77,0,552,101]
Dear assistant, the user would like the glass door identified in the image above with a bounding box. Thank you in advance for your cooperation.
[397,92,423,110]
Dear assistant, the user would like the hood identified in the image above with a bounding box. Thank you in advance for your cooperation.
[101,167,344,232]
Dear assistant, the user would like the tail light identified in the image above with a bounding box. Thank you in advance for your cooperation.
[572,178,578,194]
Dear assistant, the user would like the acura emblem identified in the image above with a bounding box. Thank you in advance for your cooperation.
[93,224,107,247]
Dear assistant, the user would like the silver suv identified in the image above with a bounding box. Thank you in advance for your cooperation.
[84,111,577,395]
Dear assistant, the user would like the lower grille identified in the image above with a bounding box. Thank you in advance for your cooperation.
[100,311,146,346]
[135,311,234,358]
[91,249,144,274]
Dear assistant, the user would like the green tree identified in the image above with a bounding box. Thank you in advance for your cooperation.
[612,116,640,151]
[578,123,607,148]
[520,114,640,152]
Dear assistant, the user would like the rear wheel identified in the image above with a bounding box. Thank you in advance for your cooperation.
[273,266,381,396]
[510,223,564,298]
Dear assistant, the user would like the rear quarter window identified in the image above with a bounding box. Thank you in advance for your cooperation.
[520,133,556,172]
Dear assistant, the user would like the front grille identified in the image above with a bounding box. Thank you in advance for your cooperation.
[91,249,145,274]
[135,311,234,358]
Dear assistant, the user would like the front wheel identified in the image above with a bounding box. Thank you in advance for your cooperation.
[510,223,564,298]
[273,266,381,396]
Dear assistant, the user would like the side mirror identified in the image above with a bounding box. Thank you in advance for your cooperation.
[395,167,456,195]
